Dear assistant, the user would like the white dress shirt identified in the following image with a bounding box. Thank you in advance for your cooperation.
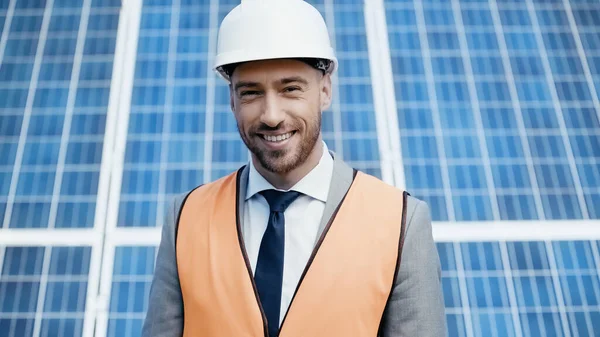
[243,142,334,325]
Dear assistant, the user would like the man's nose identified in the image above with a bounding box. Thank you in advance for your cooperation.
[259,92,285,128]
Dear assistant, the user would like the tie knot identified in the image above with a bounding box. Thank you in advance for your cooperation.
[259,190,301,213]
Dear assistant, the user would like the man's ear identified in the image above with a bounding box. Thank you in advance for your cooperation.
[320,73,332,111]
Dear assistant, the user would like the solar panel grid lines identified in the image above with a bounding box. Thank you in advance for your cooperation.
[321,0,346,171]
[0,246,42,337]
[543,241,573,337]
[1,0,54,230]
[45,0,93,229]
[452,241,476,337]
[470,0,546,222]
[0,245,93,337]
[525,0,589,220]
[438,240,600,337]
[552,241,597,336]
[411,0,456,221]
[499,241,525,337]
[106,245,155,337]
[152,0,180,229]
[463,242,514,337]
[450,0,500,221]
[42,247,91,337]
[560,0,600,219]
[0,0,16,66]
[30,246,52,337]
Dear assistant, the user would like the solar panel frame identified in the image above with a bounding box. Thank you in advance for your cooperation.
[1,0,600,336]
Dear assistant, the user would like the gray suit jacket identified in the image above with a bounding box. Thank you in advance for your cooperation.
[142,155,447,336]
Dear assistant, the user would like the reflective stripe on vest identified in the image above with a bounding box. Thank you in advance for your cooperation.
[176,169,407,337]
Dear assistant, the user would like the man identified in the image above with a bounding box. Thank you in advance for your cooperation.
[142,0,446,336]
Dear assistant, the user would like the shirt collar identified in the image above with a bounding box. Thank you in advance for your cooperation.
[246,141,333,202]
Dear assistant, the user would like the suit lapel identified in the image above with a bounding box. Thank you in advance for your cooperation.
[315,151,354,243]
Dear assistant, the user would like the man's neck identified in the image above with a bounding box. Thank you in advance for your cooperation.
[253,141,324,191]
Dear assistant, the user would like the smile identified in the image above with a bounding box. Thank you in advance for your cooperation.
[261,131,295,143]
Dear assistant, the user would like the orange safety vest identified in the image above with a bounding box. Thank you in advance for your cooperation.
[176,169,408,336]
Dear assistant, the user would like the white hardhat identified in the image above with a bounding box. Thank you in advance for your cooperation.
[214,0,337,82]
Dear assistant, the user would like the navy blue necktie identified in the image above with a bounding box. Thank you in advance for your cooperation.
[255,190,301,337]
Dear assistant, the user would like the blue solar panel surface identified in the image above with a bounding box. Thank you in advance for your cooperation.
[0,246,91,337]
[439,241,600,337]
[1,0,119,230]
[0,0,599,336]
[107,246,155,337]
[388,0,600,222]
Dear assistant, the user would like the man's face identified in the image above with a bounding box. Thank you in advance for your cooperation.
[229,59,332,174]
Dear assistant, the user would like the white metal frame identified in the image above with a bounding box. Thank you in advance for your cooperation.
[1,2,600,337]
[434,220,600,242]
[0,229,100,246]
[72,220,600,248]
[201,0,220,184]
[94,0,143,335]
[364,0,403,186]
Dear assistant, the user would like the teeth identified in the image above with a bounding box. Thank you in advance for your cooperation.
[264,132,293,142]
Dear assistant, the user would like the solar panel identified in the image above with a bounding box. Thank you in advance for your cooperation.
[1,0,599,336]
[386,0,599,222]
[439,241,600,337]
[0,0,119,335]
[0,246,92,337]
[106,246,155,337]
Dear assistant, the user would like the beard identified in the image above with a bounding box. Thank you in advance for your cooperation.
[238,111,321,174]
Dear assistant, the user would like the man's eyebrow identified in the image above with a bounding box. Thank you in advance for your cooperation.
[234,81,260,91]
[278,76,309,85]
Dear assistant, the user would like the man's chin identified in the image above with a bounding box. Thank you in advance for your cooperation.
[257,153,299,174]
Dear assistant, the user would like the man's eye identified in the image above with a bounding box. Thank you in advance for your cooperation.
[283,86,300,93]
[240,90,259,97]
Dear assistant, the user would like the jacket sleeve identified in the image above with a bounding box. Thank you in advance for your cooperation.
[141,194,186,337]
[380,197,447,337]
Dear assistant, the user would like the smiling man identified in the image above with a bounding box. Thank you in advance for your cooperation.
[141,1,446,336]
[231,59,330,190]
